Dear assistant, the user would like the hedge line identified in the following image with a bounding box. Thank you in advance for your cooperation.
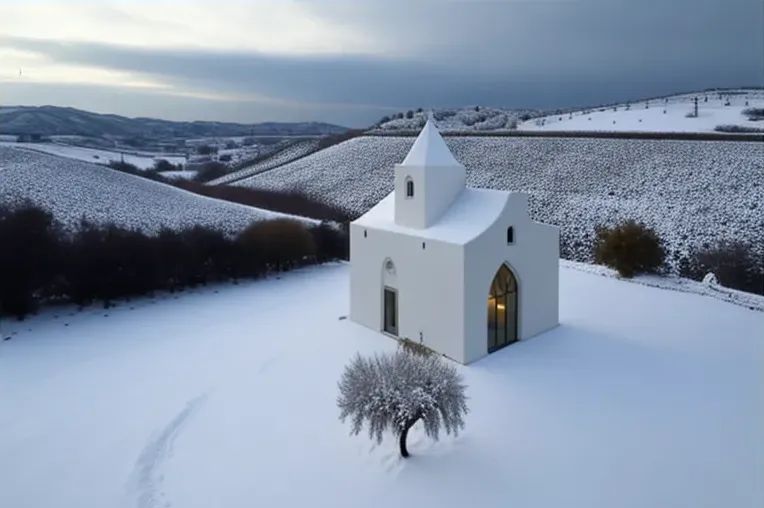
[107,161,351,223]
[2,203,760,322]
[0,202,349,320]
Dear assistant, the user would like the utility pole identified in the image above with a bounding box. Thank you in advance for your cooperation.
[694,96,699,117]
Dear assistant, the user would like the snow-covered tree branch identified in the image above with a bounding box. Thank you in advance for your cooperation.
[337,349,468,458]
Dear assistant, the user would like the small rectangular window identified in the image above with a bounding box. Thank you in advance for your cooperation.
[507,226,514,244]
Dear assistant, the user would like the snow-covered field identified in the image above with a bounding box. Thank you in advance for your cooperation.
[0,262,762,508]
[518,89,764,134]
[209,139,321,185]
[232,135,764,268]
[371,89,763,134]
[0,141,186,170]
[0,146,311,235]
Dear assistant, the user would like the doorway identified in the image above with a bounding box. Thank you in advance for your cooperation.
[383,286,398,335]
[488,264,518,353]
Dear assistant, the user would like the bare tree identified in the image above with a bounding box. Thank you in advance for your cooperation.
[337,348,468,458]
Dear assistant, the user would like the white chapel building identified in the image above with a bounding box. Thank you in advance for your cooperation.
[349,114,560,365]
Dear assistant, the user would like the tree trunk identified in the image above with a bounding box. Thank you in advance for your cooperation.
[398,414,421,459]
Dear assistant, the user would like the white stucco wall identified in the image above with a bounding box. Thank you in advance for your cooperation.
[393,163,466,229]
[462,193,560,364]
[422,164,466,228]
[394,165,427,229]
[349,223,466,362]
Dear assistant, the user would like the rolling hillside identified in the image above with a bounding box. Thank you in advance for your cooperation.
[518,89,764,134]
[0,105,348,138]
[208,139,322,185]
[372,88,764,134]
[0,141,185,170]
[231,135,764,270]
[0,146,311,235]
[372,107,534,133]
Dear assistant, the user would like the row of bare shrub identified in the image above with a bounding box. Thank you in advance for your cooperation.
[592,220,763,295]
[107,160,351,223]
[0,202,348,319]
[173,181,351,223]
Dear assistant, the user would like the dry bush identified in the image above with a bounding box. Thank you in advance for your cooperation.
[594,220,666,278]
[679,240,763,295]
[398,337,435,357]
[237,218,316,272]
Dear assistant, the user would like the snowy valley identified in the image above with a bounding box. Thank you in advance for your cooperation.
[1,87,763,508]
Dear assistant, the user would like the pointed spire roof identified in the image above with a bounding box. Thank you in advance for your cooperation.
[400,111,461,167]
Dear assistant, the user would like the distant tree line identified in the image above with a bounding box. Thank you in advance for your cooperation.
[0,202,349,320]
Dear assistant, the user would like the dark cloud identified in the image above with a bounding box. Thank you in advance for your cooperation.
[3,0,762,125]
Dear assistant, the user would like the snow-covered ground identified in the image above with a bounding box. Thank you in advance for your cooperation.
[0,146,312,235]
[0,262,762,508]
[370,89,764,134]
[208,139,321,185]
[518,89,764,134]
[159,170,198,181]
[0,141,186,170]
[233,135,764,270]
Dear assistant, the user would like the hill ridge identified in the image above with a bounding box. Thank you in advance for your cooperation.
[0,105,349,138]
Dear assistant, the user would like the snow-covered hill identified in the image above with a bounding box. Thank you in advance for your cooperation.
[208,139,322,185]
[0,141,185,170]
[518,89,764,134]
[1,262,761,508]
[372,107,533,133]
[0,146,311,235]
[371,89,764,134]
[0,105,348,138]
[232,135,764,269]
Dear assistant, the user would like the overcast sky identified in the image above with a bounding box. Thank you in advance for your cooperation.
[1,0,762,127]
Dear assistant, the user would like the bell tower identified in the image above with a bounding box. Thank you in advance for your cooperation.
[394,112,466,229]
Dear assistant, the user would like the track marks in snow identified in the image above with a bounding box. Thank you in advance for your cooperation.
[132,394,208,508]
